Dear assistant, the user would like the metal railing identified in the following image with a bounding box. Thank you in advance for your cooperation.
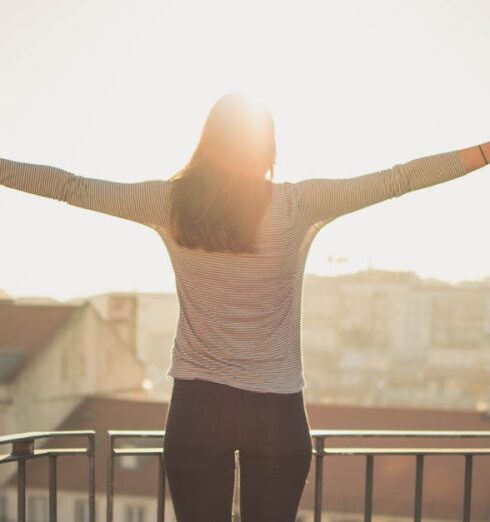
[310,429,490,522]
[107,430,166,522]
[0,430,95,522]
[2,428,490,521]
[108,429,490,522]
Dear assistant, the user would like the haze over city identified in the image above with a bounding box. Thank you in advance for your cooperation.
[1,0,489,301]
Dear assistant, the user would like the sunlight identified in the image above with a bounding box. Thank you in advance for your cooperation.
[1,1,489,300]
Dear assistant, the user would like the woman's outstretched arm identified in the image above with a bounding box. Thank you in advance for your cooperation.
[0,157,171,229]
[292,142,489,228]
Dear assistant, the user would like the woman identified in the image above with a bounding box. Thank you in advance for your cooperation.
[0,92,488,521]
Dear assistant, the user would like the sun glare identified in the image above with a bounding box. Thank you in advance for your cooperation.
[1,1,489,299]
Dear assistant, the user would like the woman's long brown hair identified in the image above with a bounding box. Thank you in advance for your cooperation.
[168,92,276,254]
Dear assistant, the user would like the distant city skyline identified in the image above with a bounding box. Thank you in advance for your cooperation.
[1,0,489,301]
[3,267,490,303]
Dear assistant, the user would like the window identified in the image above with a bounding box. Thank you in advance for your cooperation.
[124,504,146,522]
[74,498,89,522]
[28,495,48,522]
[0,348,24,383]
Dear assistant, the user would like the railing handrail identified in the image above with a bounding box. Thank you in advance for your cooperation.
[0,430,95,446]
[107,428,490,441]
[105,446,490,454]
[309,429,490,438]
[108,429,164,439]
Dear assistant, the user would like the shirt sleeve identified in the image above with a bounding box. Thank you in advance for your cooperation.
[291,150,467,228]
[0,157,172,229]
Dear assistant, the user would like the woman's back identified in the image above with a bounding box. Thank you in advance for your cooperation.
[160,181,313,393]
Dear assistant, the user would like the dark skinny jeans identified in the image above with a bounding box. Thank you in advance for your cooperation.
[163,378,313,522]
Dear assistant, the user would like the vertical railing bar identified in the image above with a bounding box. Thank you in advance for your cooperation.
[162,457,167,522]
[157,453,165,522]
[17,459,26,522]
[413,454,424,522]
[462,454,473,522]
[88,432,96,522]
[13,438,34,522]
[313,437,324,522]
[106,434,115,522]
[363,454,374,522]
[49,455,57,522]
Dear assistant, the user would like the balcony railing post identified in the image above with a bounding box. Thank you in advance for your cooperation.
[17,459,26,522]
[106,433,115,522]
[462,454,473,522]
[49,454,57,522]
[157,453,165,522]
[413,454,424,522]
[87,432,96,522]
[12,438,34,522]
[313,436,325,522]
[363,455,374,522]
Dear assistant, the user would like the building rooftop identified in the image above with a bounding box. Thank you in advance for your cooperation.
[0,300,80,382]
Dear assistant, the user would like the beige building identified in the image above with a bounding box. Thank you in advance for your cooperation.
[82,291,179,402]
[0,293,147,489]
[301,270,490,410]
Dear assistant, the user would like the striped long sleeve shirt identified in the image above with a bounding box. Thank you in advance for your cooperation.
[0,150,467,393]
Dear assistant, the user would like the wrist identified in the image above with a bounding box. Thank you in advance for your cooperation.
[458,144,488,173]
[479,142,490,165]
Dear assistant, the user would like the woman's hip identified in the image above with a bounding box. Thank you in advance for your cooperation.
[163,377,312,457]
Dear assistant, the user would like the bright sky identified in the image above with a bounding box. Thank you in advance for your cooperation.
[1,0,489,301]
